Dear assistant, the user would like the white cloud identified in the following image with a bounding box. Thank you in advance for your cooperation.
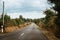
[30,0,49,8]
[1,0,50,10]
[2,0,24,8]
[0,0,50,19]
[32,0,41,7]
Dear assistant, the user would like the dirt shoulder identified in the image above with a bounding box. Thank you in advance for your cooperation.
[38,25,60,40]
[0,22,31,33]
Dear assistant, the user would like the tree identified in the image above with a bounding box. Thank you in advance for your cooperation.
[0,19,3,29]
[4,14,10,22]
[48,0,60,38]
[44,9,56,23]
[19,15,23,19]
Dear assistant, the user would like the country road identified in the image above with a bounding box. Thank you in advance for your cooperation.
[0,23,49,40]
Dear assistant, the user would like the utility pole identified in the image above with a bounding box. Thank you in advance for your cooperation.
[3,1,4,26]
[1,1,4,33]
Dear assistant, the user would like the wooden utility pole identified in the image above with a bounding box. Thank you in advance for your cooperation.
[1,1,4,33]
[3,1,4,26]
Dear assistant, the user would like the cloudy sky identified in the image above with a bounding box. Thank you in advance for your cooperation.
[0,0,51,19]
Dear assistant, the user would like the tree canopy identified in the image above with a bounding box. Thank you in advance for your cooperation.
[48,0,60,38]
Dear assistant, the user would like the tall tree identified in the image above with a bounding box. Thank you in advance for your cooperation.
[48,0,60,38]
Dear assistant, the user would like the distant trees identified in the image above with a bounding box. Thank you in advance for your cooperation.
[0,15,32,28]
[32,19,40,24]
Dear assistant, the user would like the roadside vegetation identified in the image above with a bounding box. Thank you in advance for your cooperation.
[0,0,60,40]
[0,14,31,33]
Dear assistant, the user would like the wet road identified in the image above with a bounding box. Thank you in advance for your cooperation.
[0,23,49,40]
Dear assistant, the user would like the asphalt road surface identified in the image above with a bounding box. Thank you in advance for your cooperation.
[0,23,49,40]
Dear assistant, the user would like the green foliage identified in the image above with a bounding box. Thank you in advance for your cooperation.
[44,9,56,23]
[48,0,60,12]
[43,10,58,35]
[0,15,32,27]
[48,0,60,38]
[32,18,44,24]
[4,15,10,22]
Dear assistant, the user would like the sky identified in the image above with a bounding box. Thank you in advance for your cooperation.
[0,0,51,19]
